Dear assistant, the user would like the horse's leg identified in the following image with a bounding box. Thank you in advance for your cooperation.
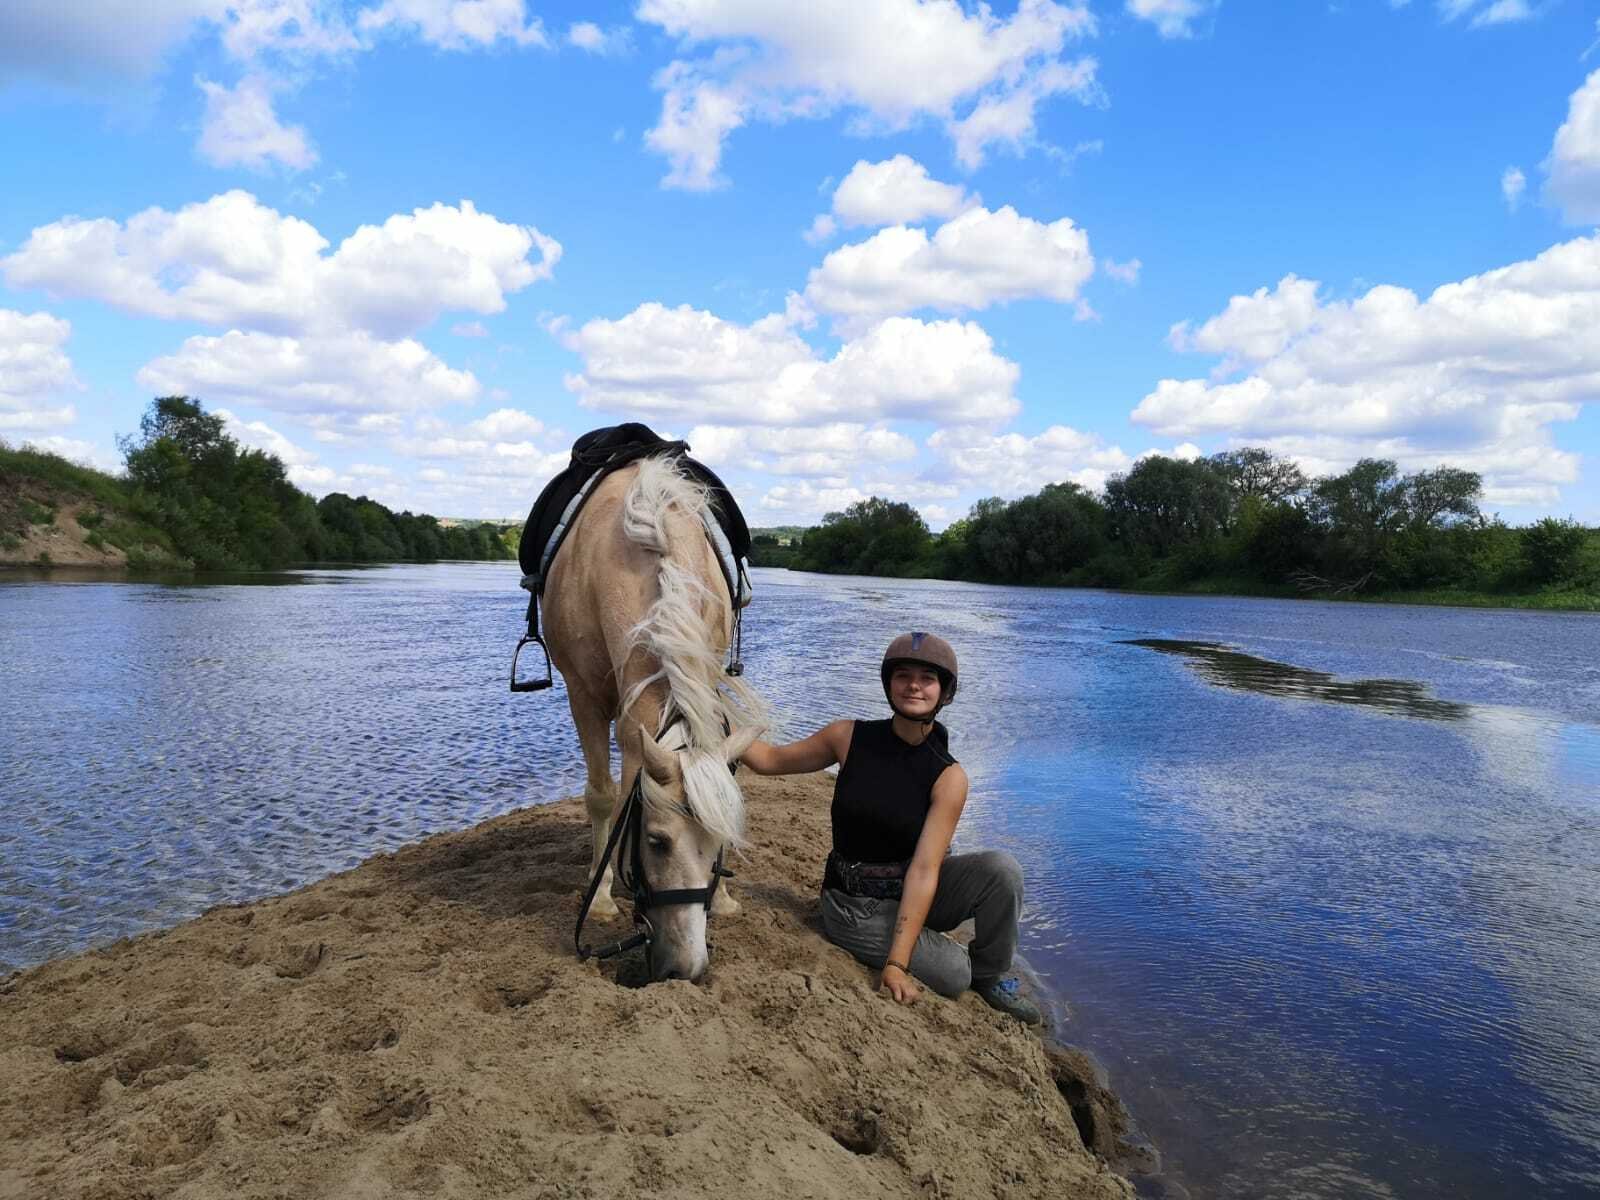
[568,683,621,918]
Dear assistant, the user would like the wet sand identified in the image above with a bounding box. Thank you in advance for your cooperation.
[0,772,1136,1199]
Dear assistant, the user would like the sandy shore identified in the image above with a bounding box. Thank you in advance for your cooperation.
[0,772,1137,1199]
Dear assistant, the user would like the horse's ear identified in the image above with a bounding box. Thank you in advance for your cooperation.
[638,726,681,785]
[721,723,763,766]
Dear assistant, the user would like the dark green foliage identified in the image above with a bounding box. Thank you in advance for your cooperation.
[792,497,931,575]
[4,399,512,571]
[777,448,1590,605]
[1103,456,1232,556]
[1522,517,1586,586]
[965,483,1106,583]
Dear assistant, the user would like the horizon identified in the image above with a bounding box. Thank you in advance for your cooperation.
[3,1,1598,532]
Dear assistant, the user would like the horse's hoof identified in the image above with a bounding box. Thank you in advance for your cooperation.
[590,894,621,919]
[710,894,741,917]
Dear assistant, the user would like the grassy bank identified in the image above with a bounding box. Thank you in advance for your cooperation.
[2,398,518,572]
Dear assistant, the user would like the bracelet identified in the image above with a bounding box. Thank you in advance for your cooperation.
[883,959,910,974]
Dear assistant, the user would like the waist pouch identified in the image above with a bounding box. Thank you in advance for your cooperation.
[824,850,908,900]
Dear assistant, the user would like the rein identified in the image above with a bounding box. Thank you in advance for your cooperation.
[573,763,736,965]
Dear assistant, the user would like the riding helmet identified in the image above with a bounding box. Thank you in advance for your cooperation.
[880,632,958,710]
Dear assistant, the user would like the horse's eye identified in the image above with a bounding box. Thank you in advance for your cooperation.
[646,834,671,854]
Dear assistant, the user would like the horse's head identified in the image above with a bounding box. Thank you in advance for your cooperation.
[635,723,762,982]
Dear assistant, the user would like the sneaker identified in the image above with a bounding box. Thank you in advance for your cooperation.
[973,976,1042,1025]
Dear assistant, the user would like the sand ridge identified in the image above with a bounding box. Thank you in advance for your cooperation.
[0,772,1135,1199]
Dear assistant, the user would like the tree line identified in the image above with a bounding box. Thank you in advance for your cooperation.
[11,395,513,571]
[775,448,1598,599]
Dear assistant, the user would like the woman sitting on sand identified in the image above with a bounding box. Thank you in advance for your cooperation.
[739,633,1040,1025]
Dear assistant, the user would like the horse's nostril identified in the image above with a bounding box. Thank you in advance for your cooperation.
[662,968,684,980]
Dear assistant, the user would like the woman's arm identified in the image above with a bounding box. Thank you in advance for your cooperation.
[739,719,853,776]
[880,764,969,1005]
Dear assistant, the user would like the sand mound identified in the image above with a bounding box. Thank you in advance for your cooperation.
[0,773,1134,1199]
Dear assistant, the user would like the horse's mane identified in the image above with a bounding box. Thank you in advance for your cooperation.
[620,456,766,848]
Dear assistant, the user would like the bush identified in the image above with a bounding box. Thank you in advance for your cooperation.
[1522,517,1586,586]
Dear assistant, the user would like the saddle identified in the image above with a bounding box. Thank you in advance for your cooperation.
[510,423,753,692]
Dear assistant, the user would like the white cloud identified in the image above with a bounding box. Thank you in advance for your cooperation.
[948,57,1100,169]
[829,155,975,228]
[684,422,916,477]
[451,320,489,337]
[357,0,548,49]
[1133,235,1600,504]
[0,310,79,433]
[802,214,839,245]
[1126,0,1216,39]
[1168,274,1321,363]
[467,407,544,439]
[220,0,359,60]
[1544,70,1600,225]
[137,329,480,416]
[2,192,560,339]
[643,67,747,191]
[636,0,1099,188]
[1438,0,1535,28]
[804,205,1095,332]
[196,75,317,171]
[928,424,1133,496]
[564,302,1020,426]
[1104,257,1142,284]
[1501,166,1526,212]
[567,21,629,54]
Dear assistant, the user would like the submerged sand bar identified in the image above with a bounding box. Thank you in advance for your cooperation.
[0,772,1133,1199]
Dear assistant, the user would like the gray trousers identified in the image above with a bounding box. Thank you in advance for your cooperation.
[819,850,1023,998]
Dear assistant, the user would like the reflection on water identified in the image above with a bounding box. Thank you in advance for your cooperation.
[1123,638,1471,721]
[4,568,1598,1200]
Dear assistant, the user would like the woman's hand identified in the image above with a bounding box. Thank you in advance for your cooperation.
[879,964,920,1005]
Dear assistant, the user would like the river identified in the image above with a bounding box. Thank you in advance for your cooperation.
[2,563,1597,1199]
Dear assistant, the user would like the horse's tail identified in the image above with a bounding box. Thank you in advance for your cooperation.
[619,456,767,757]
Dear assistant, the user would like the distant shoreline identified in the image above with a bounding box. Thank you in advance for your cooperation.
[751,563,1600,614]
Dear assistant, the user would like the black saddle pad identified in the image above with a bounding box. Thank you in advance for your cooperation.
[518,422,751,584]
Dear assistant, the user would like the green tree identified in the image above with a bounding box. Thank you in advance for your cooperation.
[1522,517,1586,585]
[1103,455,1231,557]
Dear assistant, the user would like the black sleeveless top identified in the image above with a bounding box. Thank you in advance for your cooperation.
[830,719,957,863]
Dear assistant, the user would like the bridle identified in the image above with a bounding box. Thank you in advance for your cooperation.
[573,755,736,967]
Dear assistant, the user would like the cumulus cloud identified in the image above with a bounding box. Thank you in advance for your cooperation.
[197,75,317,171]
[1133,236,1600,506]
[804,205,1094,332]
[357,0,547,49]
[948,56,1100,169]
[563,302,1020,426]
[636,0,1099,188]
[1544,70,1600,225]
[826,155,975,230]
[684,422,917,477]
[137,329,480,416]
[928,424,1133,496]
[2,191,560,338]
[0,309,79,433]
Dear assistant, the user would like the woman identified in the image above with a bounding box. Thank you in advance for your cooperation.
[740,632,1040,1024]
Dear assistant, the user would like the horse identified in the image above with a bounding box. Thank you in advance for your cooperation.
[542,454,765,982]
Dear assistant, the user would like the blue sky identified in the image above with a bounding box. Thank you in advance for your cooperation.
[2,0,1598,527]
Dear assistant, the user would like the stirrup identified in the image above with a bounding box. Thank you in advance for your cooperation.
[510,633,553,692]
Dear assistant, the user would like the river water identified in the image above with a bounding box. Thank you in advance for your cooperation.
[2,563,1597,1199]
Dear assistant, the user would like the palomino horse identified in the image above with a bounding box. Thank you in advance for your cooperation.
[543,455,764,981]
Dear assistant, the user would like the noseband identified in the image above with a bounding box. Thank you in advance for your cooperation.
[574,763,735,965]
